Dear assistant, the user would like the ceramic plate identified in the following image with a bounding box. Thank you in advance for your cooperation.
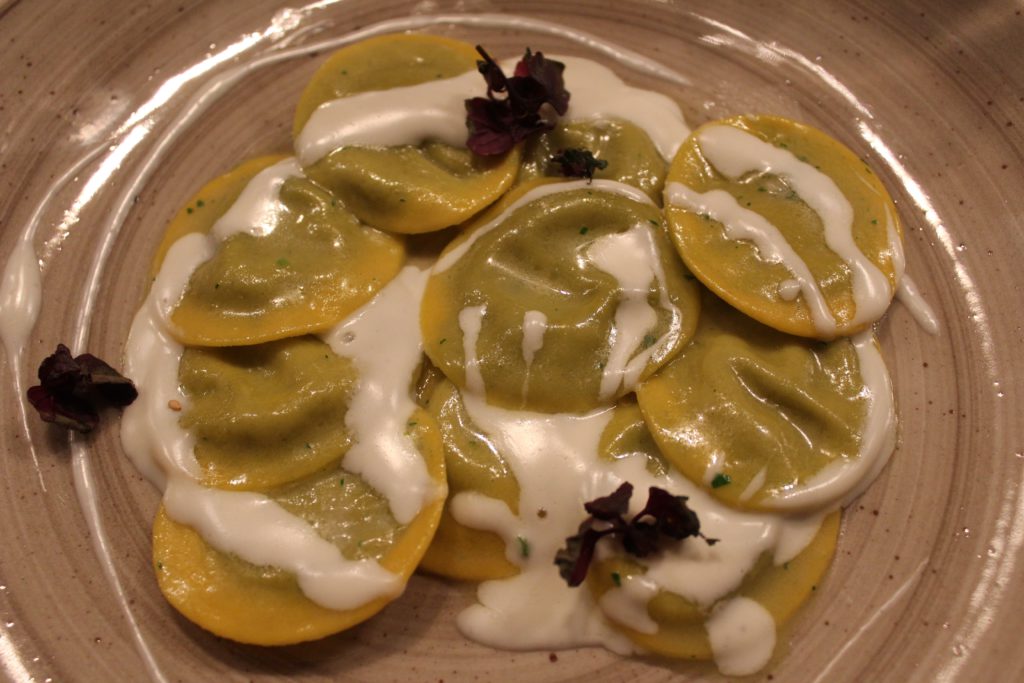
[1,1,1022,680]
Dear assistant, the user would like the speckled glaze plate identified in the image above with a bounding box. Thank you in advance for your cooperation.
[1,1,1022,681]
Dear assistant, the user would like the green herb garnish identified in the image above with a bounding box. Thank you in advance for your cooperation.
[711,473,732,488]
[551,148,607,180]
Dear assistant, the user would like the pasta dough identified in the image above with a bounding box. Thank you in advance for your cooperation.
[421,180,700,413]
[152,411,446,646]
[296,34,521,234]
[664,115,903,339]
[157,156,405,347]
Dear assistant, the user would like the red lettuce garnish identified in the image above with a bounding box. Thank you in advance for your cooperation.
[465,46,570,156]
[555,483,717,587]
[551,148,608,180]
[26,344,137,433]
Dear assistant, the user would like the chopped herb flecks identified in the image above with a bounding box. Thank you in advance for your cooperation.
[711,473,732,488]
[517,535,531,558]
[611,571,622,587]
[554,483,716,587]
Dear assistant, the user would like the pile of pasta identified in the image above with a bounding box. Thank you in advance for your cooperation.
[134,33,904,667]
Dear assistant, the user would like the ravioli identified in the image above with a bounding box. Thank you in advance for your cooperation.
[576,393,841,661]
[295,33,521,234]
[156,156,405,347]
[421,180,701,413]
[637,289,884,512]
[598,396,668,477]
[519,119,668,201]
[663,115,903,339]
[588,512,840,659]
[419,379,521,581]
[178,337,358,491]
[152,408,446,646]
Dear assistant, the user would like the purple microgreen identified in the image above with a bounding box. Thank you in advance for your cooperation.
[465,46,570,156]
[26,384,97,433]
[513,49,569,115]
[555,523,607,588]
[26,344,138,433]
[555,482,716,587]
[474,45,508,95]
[465,97,524,157]
[585,481,633,520]
[73,353,140,406]
[635,486,701,540]
[551,148,608,180]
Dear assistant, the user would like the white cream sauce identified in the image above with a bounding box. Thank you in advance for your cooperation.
[296,68,481,165]
[0,238,42,362]
[321,266,443,525]
[697,124,893,329]
[587,223,682,400]
[520,309,548,401]
[560,57,690,160]
[778,278,802,301]
[706,596,777,676]
[885,201,938,333]
[120,233,209,488]
[520,310,548,370]
[458,305,488,397]
[452,390,823,653]
[896,275,941,335]
[295,56,689,166]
